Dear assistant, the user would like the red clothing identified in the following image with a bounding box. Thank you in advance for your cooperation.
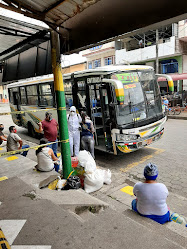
[41,119,58,142]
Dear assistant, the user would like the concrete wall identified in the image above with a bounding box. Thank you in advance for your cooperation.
[183,55,187,91]
[178,20,187,39]
[116,36,176,64]
[62,63,86,74]
[81,42,115,67]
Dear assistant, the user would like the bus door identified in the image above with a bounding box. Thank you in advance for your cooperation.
[99,84,113,151]
[89,84,102,146]
[10,88,22,126]
[88,83,114,151]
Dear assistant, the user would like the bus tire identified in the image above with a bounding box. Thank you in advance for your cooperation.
[28,122,36,138]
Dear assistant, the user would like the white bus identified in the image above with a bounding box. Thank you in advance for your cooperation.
[7,65,169,155]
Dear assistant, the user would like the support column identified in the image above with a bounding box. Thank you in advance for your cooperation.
[50,30,72,179]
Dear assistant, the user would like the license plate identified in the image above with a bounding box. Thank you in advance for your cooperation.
[147,138,152,145]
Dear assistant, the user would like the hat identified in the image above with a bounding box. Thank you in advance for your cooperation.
[144,163,158,180]
[45,112,52,116]
[70,106,76,112]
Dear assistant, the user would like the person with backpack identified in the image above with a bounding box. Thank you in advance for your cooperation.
[67,106,82,157]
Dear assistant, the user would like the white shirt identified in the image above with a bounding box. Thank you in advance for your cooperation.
[37,147,54,172]
[133,182,169,216]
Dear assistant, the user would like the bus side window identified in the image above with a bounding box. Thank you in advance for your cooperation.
[39,83,53,107]
[64,81,73,109]
[8,89,13,104]
[20,87,27,105]
[26,85,38,106]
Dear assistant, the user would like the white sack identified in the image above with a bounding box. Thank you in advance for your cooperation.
[84,169,104,193]
[84,168,112,193]
[103,169,112,185]
[78,150,96,173]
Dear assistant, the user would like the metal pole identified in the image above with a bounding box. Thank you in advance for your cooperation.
[156,29,159,74]
[50,30,72,179]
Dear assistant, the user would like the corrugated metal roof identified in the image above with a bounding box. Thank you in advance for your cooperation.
[0,0,187,55]
[0,0,187,82]
[0,14,49,57]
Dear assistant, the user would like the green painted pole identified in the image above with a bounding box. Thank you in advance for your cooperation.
[50,30,72,179]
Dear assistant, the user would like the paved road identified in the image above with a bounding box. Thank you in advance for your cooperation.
[1,103,187,248]
[1,103,187,199]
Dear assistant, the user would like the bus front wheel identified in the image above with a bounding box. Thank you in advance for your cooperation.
[28,122,36,138]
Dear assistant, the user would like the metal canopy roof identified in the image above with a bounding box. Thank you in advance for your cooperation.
[0,0,187,82]
[0,0,187,54]
[0,14,50,62]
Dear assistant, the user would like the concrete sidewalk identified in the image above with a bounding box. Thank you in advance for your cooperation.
[168,109,187,120]
[0,145,187,248]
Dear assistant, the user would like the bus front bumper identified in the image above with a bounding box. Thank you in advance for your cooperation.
[116,128,164,154]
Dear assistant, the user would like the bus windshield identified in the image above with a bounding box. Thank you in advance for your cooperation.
[114,71,162,126]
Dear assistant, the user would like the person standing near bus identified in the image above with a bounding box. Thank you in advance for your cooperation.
[67,106,82,157]
[81,112,95,158]
[38,112,58,157]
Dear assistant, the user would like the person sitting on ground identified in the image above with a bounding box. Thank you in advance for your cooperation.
[80,112,95,158]
[0,124,7,146]
[35,138,60,172]
[131,163,170,224]
[7,126,29,157]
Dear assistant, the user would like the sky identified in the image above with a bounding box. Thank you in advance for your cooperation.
[0,2,86,66]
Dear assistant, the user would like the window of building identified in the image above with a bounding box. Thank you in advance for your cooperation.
[161,59,178,74]
[104,56,113,66]
[88,62,92,69]
[93,59,101,68]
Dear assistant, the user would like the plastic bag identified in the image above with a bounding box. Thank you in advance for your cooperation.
[78,150,96,173]
[56,176,67,190]
[63,175,81,190]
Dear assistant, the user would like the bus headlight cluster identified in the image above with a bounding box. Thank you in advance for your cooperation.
[116,134,137,141]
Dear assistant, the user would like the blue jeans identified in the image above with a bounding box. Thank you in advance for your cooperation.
[48,139,58,157]
[131,199,170,224]
[21,145,30,157]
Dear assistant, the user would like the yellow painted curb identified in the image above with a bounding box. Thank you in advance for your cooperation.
[120,186,134,196]
[0,176,8,181]
[5,156,18,161]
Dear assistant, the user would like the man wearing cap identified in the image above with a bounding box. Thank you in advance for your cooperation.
[131,163,170,224]
[38,112,58,157]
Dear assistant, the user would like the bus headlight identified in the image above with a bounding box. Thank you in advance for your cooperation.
[116,134,137,141]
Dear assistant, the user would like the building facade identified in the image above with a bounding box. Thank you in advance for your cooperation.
[81,42,116,69]
[115,20,187,97]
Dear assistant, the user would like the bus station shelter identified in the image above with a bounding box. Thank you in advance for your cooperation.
[0,0,187,177]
